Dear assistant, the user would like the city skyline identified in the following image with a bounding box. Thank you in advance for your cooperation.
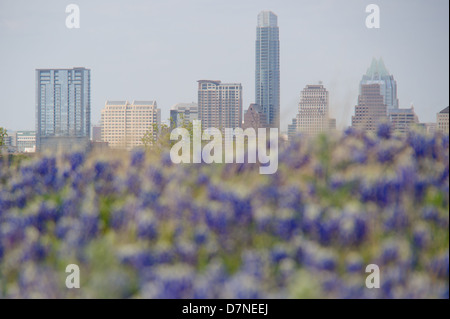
[0,0,449,133]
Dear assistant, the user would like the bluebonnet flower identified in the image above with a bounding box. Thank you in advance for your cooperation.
[223,273,263,299]
[67,152,85,171]
[377,123,392,139]
[428,254,449,279]
[136,215,158,241]
[130,149,145,167]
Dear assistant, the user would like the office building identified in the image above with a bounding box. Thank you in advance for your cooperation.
[287,118,298,140]
[243,103,266,130]
[437,107,449,133]
[295,84,335,136]
[170,103,198,128]
[389,107,419,134]
[361,58,399,112]
[92,124,102,142]
[198,80,242,130]
[101,100,160,150]
[36,67,90,152]
[352,83,388,132]
[255,11,280,129]
[16,131,36,152]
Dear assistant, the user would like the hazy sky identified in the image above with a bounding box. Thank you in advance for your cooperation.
[0,0,448,132]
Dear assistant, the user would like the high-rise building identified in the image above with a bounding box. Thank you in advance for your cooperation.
[170,103,198,129]
[101,100,161,150]
[389,107,419,134]
[437,106,449,133]
[36,67,90,152]
[255,11,280,129]
[361,58,399,112]
[243,103,266,130]
[197,80,242,130]
[295,84,331,136]
[352,83,388,132]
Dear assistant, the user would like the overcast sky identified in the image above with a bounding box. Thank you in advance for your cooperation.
[0,0,448,132]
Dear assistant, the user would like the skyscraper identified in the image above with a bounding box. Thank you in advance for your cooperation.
[352,83,388,132]
[296,84,332,136]
[361,58,399,112]
[101,100,161,150]
[197,80,242,130]
[36,67,90,151]
[255,11,280,129]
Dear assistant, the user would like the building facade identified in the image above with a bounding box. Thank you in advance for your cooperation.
[361,58,399,112]
[352,83,388,132]
[101,100,161,150]
[92,125,102,142]
[170,103,198,129]
[389,107,419,134]
[255,11,280,129]
[287,118,298,140]
[437,106,449,133]
[295,84,332,136]
[197,80,242,130]
[36,67,90,152]
[16,131,36,152]
[243,103,266,130]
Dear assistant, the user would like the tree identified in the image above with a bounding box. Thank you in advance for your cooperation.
[0,127,7,147]
[141,115,195,153]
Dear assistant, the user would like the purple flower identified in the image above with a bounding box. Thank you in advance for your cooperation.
[377,123,392,139]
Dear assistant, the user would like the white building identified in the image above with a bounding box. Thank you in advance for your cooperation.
[295,84,335,136]
[437,107,449,134]
[101,100,161,150]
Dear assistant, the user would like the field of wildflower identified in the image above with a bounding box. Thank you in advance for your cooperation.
[0,125,448,298]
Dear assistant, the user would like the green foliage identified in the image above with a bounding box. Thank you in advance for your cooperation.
[0,127,7,147]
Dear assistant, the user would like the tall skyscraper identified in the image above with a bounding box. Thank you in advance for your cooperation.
[255,11,280,129]
[36,67,90,151]
[295,84,332,136]
[101,100,161,150]
[352,83,388,131]
[361,58,399,112]
[197,80,242,130]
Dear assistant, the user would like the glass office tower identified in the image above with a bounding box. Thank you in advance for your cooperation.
[360,58,399,112]
[255,11,280,129]
[36,67,90,152]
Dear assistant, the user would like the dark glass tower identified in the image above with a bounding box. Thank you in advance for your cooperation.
[36,67,90,151]
[255,11,280,129]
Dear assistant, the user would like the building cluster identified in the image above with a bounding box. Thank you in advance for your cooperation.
[2,12,448,154]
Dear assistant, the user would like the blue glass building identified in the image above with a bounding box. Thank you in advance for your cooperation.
[255,11,280,129]
[36,67,90,152]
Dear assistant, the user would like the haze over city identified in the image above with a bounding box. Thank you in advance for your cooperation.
[0,0,448,131]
